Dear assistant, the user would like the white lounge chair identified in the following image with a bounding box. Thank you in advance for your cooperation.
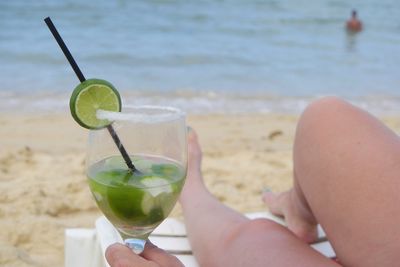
[65,212,335,267]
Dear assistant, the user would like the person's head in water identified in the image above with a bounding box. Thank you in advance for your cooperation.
[346,9,362,32]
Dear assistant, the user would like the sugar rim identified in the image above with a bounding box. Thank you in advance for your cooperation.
[96,105,185,123]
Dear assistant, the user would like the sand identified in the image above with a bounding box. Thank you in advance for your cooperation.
[1,111,399,266]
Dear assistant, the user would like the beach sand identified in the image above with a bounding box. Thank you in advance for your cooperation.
[1,111,400,266]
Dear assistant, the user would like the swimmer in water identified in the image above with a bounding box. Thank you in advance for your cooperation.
[346,10,363,32]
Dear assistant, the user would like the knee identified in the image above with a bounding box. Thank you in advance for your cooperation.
[224,219,283,247]
[296,96,354,138]
[301,96,350,123]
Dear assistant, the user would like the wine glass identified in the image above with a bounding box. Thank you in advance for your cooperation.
[86,105,187,253]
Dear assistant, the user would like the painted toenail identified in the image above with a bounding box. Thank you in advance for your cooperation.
[263,187,272,193]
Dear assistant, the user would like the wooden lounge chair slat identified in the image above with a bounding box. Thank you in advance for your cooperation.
[311,241,336,258]
[152,218,187,237]
[175,255,199,267]
[245,211,327,240]
[149,236,192,253]
[152,212,327,241]
[64,228,103,267]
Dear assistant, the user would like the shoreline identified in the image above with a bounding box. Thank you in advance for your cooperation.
[3,91,400,116]
[1,111,400,266]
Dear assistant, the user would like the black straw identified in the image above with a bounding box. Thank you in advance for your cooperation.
[44,17,86,83]
[44,16,137,172]
[107,125,136,171]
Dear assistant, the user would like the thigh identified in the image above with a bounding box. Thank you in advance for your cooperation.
[217,219,339,267]
[293,97,400,266]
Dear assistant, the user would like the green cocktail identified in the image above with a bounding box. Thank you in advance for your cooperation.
[85,105,187,253]
[88,155,186,240]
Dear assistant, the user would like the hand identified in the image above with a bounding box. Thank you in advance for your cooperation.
[106,242,184,267]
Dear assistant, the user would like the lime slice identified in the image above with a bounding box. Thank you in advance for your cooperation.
[70,78,121,129]
[141,193,155,215]
[141,177,172,197]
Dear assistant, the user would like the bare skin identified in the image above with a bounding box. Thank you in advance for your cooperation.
[262,187,318,244]
[263,97,400,266]
[346,11,362,32]
[106,97,400,266]
[179,128,338,267]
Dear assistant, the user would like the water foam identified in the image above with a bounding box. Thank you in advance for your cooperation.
[2,91,400,117]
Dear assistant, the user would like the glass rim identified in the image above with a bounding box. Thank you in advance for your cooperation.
[96,105,186,123]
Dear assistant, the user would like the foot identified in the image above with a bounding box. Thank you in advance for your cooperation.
[262,189,318,243]
[180,128,206,201]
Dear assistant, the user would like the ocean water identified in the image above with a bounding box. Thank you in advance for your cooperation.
[0,0,399,113]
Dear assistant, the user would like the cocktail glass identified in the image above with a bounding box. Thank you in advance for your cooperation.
[86,105,187,253]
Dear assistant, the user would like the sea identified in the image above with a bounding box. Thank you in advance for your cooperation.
[0,0,399,114]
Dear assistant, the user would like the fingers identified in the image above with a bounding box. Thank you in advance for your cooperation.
[142,242,184,267]
[105,242,183,267]
[105,243,151,267]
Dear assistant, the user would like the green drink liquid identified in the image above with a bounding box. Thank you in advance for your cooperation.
[88,155,186,239]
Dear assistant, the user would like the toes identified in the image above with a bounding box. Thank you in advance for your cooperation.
[187,126,197,140]
[187,126,202,171]
[187,127,201,155]
[262,190,284,216]
[288,221,318,243]
[263,189,319,243]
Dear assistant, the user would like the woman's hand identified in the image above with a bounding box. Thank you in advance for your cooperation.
[106,242,184,267]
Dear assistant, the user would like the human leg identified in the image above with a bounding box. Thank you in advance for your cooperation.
[264,97,400,266]
[180,130,338,267]
[262,182,319,243]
